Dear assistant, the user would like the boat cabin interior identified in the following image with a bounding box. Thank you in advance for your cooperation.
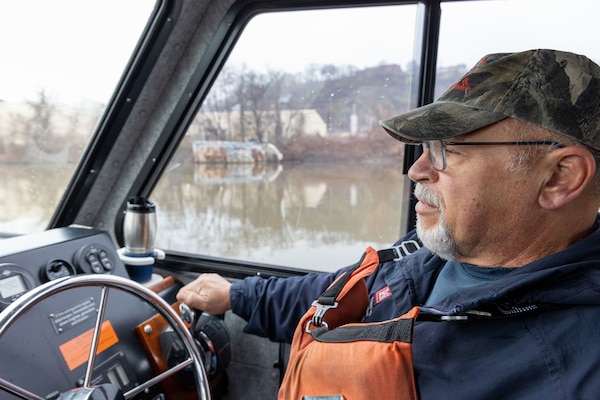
[0,0,598,399]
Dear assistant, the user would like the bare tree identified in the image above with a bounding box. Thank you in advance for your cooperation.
[27,90,63,154]
[198,65,238,140]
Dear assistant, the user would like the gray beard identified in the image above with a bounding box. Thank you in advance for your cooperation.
[416,214,459,260]
[414,184,460,260]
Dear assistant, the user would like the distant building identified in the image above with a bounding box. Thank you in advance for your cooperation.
[192,109,327,142]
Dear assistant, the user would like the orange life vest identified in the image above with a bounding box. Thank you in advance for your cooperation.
[278,246,420,400]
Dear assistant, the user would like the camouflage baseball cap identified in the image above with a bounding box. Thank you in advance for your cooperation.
[379,49,600,150]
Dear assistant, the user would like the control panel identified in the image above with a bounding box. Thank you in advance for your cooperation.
[0,227,162,399]
[0,227,129,311]
[0,227,230,399]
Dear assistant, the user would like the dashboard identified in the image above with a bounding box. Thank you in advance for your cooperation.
[0,227,228,400]
[0,228,126,311]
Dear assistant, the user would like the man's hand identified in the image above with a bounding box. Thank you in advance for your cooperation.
[176,273,232,315]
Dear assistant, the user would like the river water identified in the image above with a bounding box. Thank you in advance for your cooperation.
[0,162,412,272]
[152,162,412,271]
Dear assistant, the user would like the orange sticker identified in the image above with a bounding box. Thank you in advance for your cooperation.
[59,320,119,371]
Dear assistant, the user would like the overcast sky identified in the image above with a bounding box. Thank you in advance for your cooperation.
[230,0,600,71]
[1,0,599,105]
[0,0,154,105]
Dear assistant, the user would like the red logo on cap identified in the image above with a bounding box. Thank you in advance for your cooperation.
[452,77,472,92]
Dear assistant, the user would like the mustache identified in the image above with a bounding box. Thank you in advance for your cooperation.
[414,184,441,208]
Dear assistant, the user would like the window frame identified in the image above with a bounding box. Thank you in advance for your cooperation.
[139,0,438,276]
[120,0,437,242]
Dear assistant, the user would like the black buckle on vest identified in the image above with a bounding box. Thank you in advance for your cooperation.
[391,240,420,261]
[306,300,338,333]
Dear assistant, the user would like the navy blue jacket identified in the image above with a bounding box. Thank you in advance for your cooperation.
[230,219,600,399]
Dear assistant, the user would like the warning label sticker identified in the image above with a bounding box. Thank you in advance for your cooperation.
[49,297,97,334]
[59,320,119,371]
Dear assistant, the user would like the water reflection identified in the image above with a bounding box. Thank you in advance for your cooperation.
[152,162,410,271]
[0,165,73,233]
[193,163,283,185]
[0,162,411,272]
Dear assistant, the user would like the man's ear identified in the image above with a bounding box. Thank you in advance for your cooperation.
[538,146,596,210]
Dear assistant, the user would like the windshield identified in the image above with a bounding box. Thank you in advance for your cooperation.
[152,0,600,271]
[0,0,156,234]
[151,5,419,271]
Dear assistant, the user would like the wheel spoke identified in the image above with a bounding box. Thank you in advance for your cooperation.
[123,357,194,399]
[0,377,46,400]
[83,284,110,388]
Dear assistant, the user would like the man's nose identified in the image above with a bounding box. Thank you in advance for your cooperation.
[408,148,438,182]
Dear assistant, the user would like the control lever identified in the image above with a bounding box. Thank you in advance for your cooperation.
[167,303,230,381]
[179,303,198,327]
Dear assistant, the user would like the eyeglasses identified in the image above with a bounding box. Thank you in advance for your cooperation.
[422,140,565,171]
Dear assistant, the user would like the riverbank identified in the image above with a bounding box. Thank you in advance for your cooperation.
[280,131,405,163]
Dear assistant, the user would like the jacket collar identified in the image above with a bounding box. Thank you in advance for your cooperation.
[393,215,600,316]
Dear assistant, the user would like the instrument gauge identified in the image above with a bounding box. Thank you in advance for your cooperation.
[0,263,36,310]
[42,259,76,282]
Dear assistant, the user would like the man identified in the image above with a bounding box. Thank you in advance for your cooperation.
[177,49,600,398]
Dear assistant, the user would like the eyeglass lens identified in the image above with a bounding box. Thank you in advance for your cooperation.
[422,141,445,171]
